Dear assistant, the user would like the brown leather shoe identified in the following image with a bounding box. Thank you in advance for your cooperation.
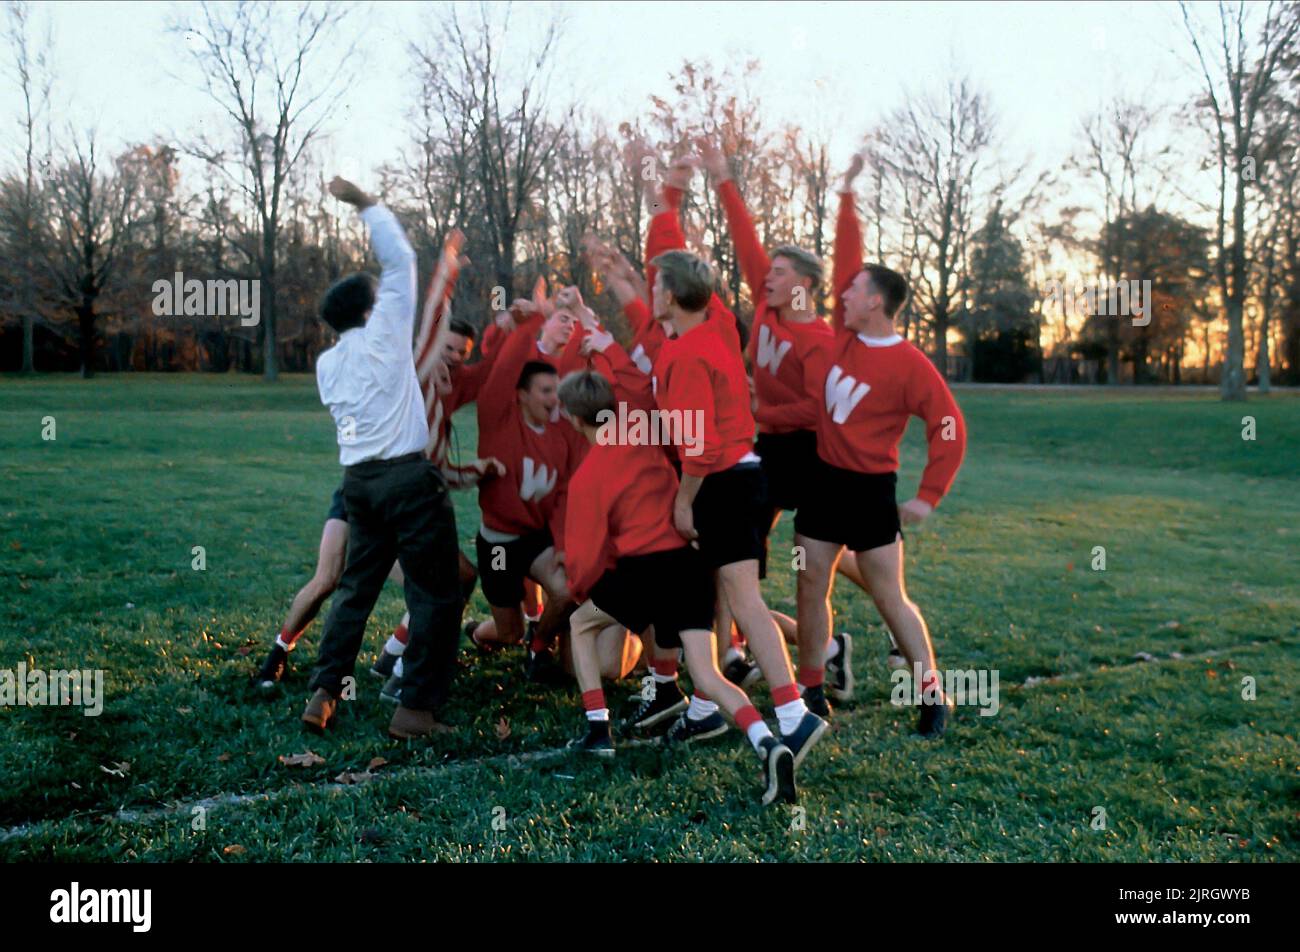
[388,705,452,739]
[302,688,339,733]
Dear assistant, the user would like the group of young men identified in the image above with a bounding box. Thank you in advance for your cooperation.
[252,141,966,806]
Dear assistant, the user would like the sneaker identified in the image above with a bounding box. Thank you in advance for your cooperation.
[801,683,831,719]
[567,719,615,758]
[887,643,907,671]
[723,654,762,689]
[388,705,452,739]
[301,688,338,734]
[253,644,290,694]
[757,736,797,806]
[916,699,950,739]
[779,710,829,770]
[464,619,489,652]
[525,647,568,686]
[663,711,729,744]
[619,679,687,734]
[826,632,855,702]
[379,673,402,705]
[370,648,400,680]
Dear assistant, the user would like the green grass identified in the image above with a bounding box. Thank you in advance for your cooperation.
[0,373,1296,861]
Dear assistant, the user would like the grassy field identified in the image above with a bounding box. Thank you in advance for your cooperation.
[0,374,1296,862]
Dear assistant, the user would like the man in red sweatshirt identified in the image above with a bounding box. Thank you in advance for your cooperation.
[650,249,828,767]
[794,263,967,738]
[558,369,797,806]
[473,302,582,684]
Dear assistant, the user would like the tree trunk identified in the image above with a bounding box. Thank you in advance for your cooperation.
[262,227,278,382]
[21,315,34,372]
[77,302,96,379]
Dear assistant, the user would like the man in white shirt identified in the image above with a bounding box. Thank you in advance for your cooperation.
[303,176,462,739]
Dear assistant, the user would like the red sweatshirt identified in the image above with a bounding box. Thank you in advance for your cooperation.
[476,313,580,545]
[715,178,837,435]
[653,318,756,478]
[563,439,685,603]
[804,331,966,508]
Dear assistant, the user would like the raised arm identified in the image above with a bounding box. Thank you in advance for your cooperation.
[832,154,865,331]
[478,305,545,435]
[699,140,770,303]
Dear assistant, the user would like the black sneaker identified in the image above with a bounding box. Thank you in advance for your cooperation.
[779,710,829,770]
[567,719,615,758]
[802,683,831,718]
[379,672,402,705]
[252,644,289,693]
[619,679,687,734]
[826,632,855,702]
[525,647,568,686]
[370,648,400,680]
[916,699,949,739]
[464,619,488,652]
[757,736,797,806]
[723,654,762,689]
[663,711,729,744]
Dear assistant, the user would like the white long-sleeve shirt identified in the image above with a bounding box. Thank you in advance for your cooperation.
[316,205,430,466]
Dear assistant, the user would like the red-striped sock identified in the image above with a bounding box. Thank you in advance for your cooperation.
[771,683,801,707]
[276,626,303,651]
[729,624,744,651]
[529,628,549,653]
[651,656,678,681]
[798,665,824,690]
[582,688,609,722]
[921,669,946,705]
[735,704,773,752]
[393,623,409,645]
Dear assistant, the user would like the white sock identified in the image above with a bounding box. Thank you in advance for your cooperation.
[724,646,744,665]
[775,698,808,735]
[652,671,677,684]
[585,708,609,722]
[826,637,840,661]
[687,695,719,721]
[746,720,773,752]
[384,634,406,657]
[392,657,404,679]
[274,636,293,652]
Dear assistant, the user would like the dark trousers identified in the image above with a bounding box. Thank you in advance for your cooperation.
[309,453,461,713]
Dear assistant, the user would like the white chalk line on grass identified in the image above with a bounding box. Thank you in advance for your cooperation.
[0,641,1274,844]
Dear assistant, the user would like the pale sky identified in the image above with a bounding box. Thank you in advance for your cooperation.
[7,0,1208,191]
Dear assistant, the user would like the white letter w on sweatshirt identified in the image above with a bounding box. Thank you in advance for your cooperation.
[519,458,557,502]
[824,366,870,424]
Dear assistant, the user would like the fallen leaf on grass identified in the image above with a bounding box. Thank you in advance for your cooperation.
[1132,652,1157,663]
[367,757,388,771]
[99,761,131,777]
[496,717,511,740]
[176,707,192,715]
[278,751,325,768]
[217,753,232,762]
[334,770,374,785]
[223,844,246,856]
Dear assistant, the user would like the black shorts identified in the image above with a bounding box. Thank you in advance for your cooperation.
[326,484,348,523]
[692,461,768,574]
[589,546,716,650]
[475,528,554,608]
[755,429,818,514]
[793,459,900,552]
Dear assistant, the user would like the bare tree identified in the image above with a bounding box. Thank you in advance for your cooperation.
[174,0,355,381]
[1179,0,1300,400]
[412,2,571,295]
[870,76,996,377]
[42,134,140,377]
[2,0,53,372]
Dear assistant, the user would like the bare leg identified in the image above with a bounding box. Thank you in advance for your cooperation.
[279,518,349,646]
[680,629,753,719]
[854,538,936,676]
[717,559,795,691]
[794,535,844,678]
